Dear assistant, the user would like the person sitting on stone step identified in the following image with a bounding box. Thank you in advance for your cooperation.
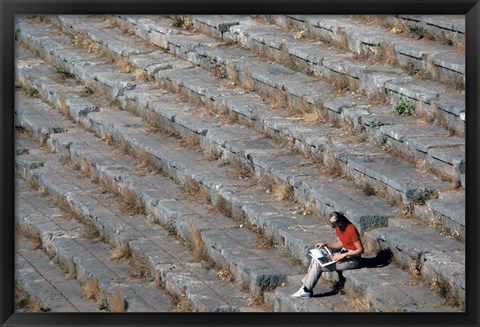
[291,211,364,298]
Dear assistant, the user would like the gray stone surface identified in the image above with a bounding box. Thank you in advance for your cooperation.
[16,140,261,312]
[380,124,449,143]
[427,191,465,232]
[343,266,458,312]
[385,79,443,104]
[16,15,467,312]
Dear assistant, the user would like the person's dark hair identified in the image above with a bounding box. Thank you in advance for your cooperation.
[328,211,351,232]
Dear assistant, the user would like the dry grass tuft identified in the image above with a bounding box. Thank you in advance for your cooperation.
[361,182,377,196]
[323,152,344,178]
[119,186,144,216]
[135,149,162,174]
[80,277,105,302]
[25,176,40,191]
[171,15,193,30]
[74,36,102,54]
[444,74,465,93]
[187,219,207,262]
[129,253,151,280]
[79,157,99,183]
[349,295,374,312]
[174,293,193,312]
[16,224,42,250]
[180,134,200,150]
[247,292,272,311]
[214,196,232,218]
[428,275,464,310]
[181,178,211,203]
[115,57,134,73]
[267,88,287,109]
[56,257,77,279]
[229,161,253,180]
[81,222,102,240]
[204,147,223,161]
[111,242,132,261]
[454,39,465,54]
[409,260,422,277]
[362,236,380,255]
[226,63,239,85]
[25,15,50,24]
[255,233,275,249]
[325,72,357,94]
[106,291,126,312]
[145,112,178,137]
[241,70,256,92]
[15,283,45,312]
[273,183,294,202]
[219,108,239,125]
[101,133,114,145]
[216,267,235,283]
[335,28,350,52]
[374,42,398,66]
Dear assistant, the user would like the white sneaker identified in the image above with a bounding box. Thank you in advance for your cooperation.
[291,286,312,298]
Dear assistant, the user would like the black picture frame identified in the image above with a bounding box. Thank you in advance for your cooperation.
[1,1,478,326]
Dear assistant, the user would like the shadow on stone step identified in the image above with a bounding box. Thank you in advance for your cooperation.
[359,249,393,269]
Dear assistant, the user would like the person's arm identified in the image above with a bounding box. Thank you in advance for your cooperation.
[315,239,343,250]
[332,240,364,260]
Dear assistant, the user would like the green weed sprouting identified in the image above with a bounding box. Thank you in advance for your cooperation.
[407,23,423,36]
[394,98,415,116]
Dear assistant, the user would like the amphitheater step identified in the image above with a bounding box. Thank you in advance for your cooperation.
[16,233,98,312]
[54,14,466,166]
[15,17,465,235]
[15,16,462,270]
[385,15,464,45]
[16,179,176,312]
[93,15,465,184]
[342,265,460,312]
[14,15,465,312]
[185,15,465,136]
[15,66,463,312]
[268,15,464,87]
[365,218,464,302]
[15,134,269,312]
[264,274,351,312]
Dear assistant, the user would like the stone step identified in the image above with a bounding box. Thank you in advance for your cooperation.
[49,14,466,173]
[16,233,98,312]
[96,15,466,183]
[415,190,465,240]
[380,15,465,46]
[15,18,464,232]
[15,91,305,295]
[14,22,464,276]
[15,134,268,312]
[16,97,309,306]
[14,28,398,228]
[15,180,176,312]
[264,274,351,312]
[14,70,464,313]
[266,264,460,312]
[179,14,465,136]
[342,265,460,312]
[365,218,464,304]
[15,18,464,312]
[267,15,464,87]
[14,47,398,234]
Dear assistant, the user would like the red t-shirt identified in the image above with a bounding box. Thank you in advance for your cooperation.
[335,224,360,250]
